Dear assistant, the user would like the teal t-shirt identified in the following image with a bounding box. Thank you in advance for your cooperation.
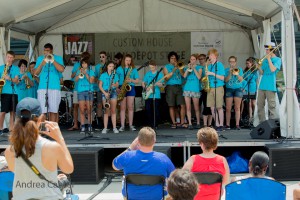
[225,67,244,89]
[0,65,20,94]
[76,68,95,93]
[99,72,119,91]
[183,65,201,92]
[34,54,65,90]
[116,67,139,86]
[244,70,259,93]
[259,57,281,92]
[208,61,225,88]
[16,72,33,101]
[143,71,164,99]
[164,64,182,85]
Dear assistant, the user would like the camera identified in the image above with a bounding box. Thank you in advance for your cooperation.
[58,176,70,191]
[39,122,49,132]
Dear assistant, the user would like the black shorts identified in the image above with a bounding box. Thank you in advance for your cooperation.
[1,94,18,113]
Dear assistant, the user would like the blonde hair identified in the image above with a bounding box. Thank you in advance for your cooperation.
[138,127,156,147]
[197,127,218,150]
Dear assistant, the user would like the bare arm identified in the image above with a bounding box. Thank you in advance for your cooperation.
[34,59,46,76]
[52,60,64,73]
[267,56,277,72]
[5,146,15,171]
[182,155,195,171]
[194,67,201,80]
[225,71,231,82]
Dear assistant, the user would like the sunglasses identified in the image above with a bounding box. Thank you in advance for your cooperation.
[100,56,106,58]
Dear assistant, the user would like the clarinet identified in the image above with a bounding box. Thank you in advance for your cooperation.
[104,70,116,109]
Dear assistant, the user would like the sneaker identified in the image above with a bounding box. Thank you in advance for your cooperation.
[235,126,241,130]
[130,126,136,131]
[0,130,3,136]
[188,125,193,130]
[102,128,108,134]
[216,126,224,132]
[195,124,201,129]
[80,126,86,134]
[113,128,119,134]
[119,126,125,132]
[88,126,93,133]
[224,125,231,130]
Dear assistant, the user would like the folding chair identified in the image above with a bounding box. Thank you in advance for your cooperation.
[0,171,14,200]
[125,174,165,200]
[193,172,223,200]
[226,177,286,200]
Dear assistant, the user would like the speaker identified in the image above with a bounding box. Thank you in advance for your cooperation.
[266,143,300,181]
[69,147,104,184]
[250,119,280,139]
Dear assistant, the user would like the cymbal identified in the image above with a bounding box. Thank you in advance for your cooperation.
[61,85,70,91]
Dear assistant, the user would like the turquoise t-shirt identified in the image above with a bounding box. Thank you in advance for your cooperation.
[16,72,33,101]
[94,63,105,91]
[29,78,38,98]
[0,65,20,94]
[116,67,139,86]
[164,64,182,85]
[143,71,164,99]
[183,65,201,92]
[71,62,80,92]
[259,57,281,92]
[244,70,259,93]
[76,68,95,93]
[225,67,244,89]
[99,72,119,91]
[34,54,65,90]
[208,61,225,88]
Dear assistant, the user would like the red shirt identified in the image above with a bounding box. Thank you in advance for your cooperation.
[191,154,226,200]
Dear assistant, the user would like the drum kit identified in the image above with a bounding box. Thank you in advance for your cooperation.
[59,80,74,125]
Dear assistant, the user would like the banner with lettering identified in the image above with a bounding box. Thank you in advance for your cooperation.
[191,32,223,62]
[95,32,190,65]
[63,34,94,65]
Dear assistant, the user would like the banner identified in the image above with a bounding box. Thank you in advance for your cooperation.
[191,32,223,62]
[63,34,94,65]
[95,32,190,65]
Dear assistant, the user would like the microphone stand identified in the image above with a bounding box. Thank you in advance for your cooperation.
[213,61,226,139]
[45,61,50,120]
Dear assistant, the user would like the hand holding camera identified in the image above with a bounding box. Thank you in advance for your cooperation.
[40,121,64,142]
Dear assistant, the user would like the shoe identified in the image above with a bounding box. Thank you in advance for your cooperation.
[0,130,3,136]
[102,128,108,134]
[119,126,125,132]
[216,126,224,132]
[88,126,93,133]
[235,126,241,130]
[3,128,9,133]
[80,126,86,134]
[224,125,231,130]
[195,124,201,129]
[113,128,119,134]
[188,125,193,130]
[130,126,136,131]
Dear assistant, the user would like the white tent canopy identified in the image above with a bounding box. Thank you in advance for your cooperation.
[0,0,298,137]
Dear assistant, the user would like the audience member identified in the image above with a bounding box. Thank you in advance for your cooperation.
[5,97,73,200]
[112,127,175,200]
[294,185,300,200]
[183,127,230,200]
[166,169,198,200]
[232,151,273,181]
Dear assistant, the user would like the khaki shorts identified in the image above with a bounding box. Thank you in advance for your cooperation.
[207,86,224,108]
[166,85,185,106]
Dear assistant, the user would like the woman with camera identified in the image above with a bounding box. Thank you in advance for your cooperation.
[5,97,74,200]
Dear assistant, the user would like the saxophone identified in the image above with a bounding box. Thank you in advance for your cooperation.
[0,63,9,94]
[117,67,133,102]
[201,60,210,92]
[104,70,116,109]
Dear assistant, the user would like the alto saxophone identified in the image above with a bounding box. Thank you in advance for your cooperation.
[201,60,210,92]
[104,70,116,109]
[0,63,9,94]
[117,67,133,103]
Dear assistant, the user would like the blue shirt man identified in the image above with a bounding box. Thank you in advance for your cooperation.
[208,61,225,88]
[113,127,175,200]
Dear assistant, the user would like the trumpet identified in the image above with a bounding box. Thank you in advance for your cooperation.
[78,67,84,79]
[45,54,54,63]
[231,68,239,75]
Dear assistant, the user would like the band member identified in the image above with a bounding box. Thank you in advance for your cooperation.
[16,59,34,102]
[116,54,139,131]
[0,51,20,134]
[183,54,202,130]
[206,49,225,132]
[28,61,39,98]
[257,42,281,123]
[241,57,259,124]
[99,61,119,134]
[142,60,164,129]
[198,54,212,127]
[68,52,90,131]
[34,43,65,122]
[75,58,95,133]
[163,51,186,129]
[114,52,124,67]
[94,51,107,128]
[224,56,244,130]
